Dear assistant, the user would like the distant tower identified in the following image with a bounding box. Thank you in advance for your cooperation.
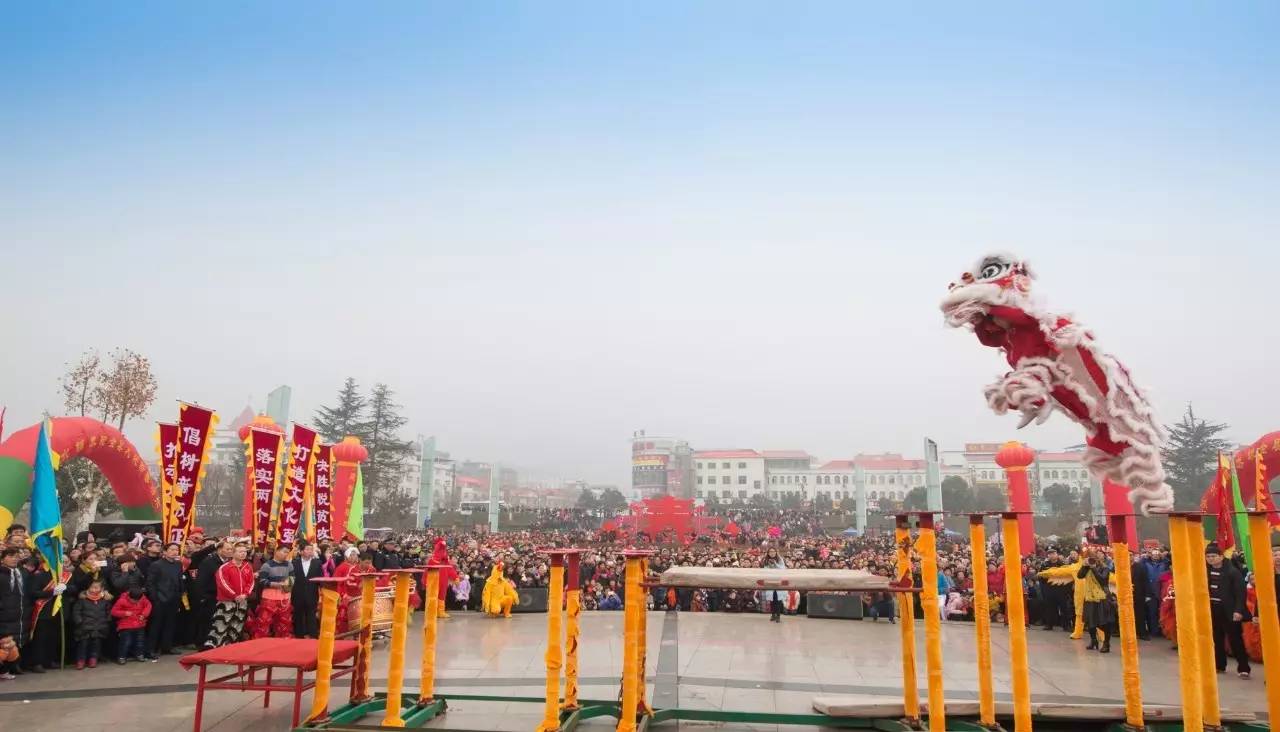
[417,435,437,528]
[266,385,292,429]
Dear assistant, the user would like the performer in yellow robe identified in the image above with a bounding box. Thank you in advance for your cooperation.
[1039,559,1116,640]
[482,562,517,618]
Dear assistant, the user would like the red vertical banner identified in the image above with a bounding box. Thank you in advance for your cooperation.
[169,403,217,545]
[278,424,317,547]
[248,428,284,550]
[156,422,179,540]
[312,443,334,543]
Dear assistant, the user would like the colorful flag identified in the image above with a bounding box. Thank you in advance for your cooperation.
[1199,453,1234,550]
[345,465,365,541]
[169,404,217,544]
[311,444,334,543]
[27,421,64,614]
[277,424,317,547]
[1230,462,1253,567]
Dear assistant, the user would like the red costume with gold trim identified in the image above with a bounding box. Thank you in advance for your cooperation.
[942,253,1174,514]
[428,538,457,618]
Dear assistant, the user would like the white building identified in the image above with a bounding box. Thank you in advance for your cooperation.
[693,450,766,501]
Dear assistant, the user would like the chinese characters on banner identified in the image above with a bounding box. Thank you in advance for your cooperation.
[157,422,179,540]
[169,403,217,544]
[312,443,334,542]
[248,428,284,549]
[278,424,317,547]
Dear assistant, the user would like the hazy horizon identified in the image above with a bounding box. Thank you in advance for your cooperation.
[3,3,1277,488]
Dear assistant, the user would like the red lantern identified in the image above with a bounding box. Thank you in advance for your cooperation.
[994,440,1036,550]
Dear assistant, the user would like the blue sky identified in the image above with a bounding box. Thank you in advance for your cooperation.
[2,3,1277,485]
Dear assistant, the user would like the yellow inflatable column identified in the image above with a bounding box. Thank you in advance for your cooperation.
[1186,516,1219,729]
[381,569,421,728]
[1001,512,1032,732]
[538,552,566,732]
[915,513,945,732]
[351,573,380,703]
[562,551,583,711]
[418,566,441,705]
[1106,516,1143,729]
[305,580,344,723]
[1247,511,1280,726]
[894,515,921,727]
[967,515,995,728]
[1168,515,1203,732]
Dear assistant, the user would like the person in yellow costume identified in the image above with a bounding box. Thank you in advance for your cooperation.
[482,562,518,618]
[1038,552,1116,641]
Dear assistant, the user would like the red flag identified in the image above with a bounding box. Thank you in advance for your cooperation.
[312,443,334,542]
[169,404,217,545]
[278,425,317,547]
[247,428,284,550]
[1198,453,1235,551]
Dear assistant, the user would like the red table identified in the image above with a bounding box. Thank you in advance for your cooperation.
[180,637,359,732]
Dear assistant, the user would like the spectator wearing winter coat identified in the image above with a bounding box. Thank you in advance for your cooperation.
[111,587,152,663]
[0,548,29,679]
[72,580,113,669]
[1139,549,1170,637]
[144,543,184,659]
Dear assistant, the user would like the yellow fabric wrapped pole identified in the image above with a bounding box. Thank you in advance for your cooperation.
[1186,516,1219,728]
[381,571,416,727]
[637,558,651,715]
[968,516,995,727]
[617,556,641,732]
[538,559,565,732]
[352,575,378,703]
[1168,516,1203,732]
[419,568,441,704]
[916,514,945,732]
[305,585,341,723]
[1107,517,1143,729]
[1001,514,1032,732]
[1247,512,1280,726]
[563,553,582,711]
[894,517,921,725]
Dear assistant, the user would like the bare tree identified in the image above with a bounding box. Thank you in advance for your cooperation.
[56,348,159,534]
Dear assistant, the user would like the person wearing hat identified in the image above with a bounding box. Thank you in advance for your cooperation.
[1204,542,1250,678]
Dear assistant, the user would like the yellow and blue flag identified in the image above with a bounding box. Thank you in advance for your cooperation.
[28,420,64,613]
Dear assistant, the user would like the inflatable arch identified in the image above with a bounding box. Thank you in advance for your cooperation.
[1234,430,1280,501]
[0,416,162,534]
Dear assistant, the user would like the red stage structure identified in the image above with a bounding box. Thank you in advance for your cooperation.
[604,494,726,543]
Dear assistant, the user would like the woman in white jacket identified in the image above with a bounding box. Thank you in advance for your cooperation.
[764,547,786,622]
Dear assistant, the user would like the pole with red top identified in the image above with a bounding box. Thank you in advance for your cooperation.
[380,568,424,727]
[304,577,348,724]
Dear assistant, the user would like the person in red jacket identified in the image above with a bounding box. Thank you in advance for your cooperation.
[429,538,457,619]
[111,586,152,664]
[205,543,255,648]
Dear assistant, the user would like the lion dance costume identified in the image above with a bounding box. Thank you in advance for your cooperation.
[941,253,1174,514]
[428,538,457,618]
[482,563,517,618]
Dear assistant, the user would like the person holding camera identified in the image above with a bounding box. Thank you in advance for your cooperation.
[1076,548,1116,653]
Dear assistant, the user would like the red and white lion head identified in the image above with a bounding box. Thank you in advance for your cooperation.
[940,252,1036,329]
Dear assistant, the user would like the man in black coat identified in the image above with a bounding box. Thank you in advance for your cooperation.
[0,548,29,677]
[290,543,325,638]
[1130,553,1151,640]
[193,542,232,646]
[145,542,185,659]
[1205,542,1251,677]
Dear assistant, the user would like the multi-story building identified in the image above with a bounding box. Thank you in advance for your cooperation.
[630,432,696,499]
[693,450,767,501]
[1032,450,1090,495]
[208,406,256,466]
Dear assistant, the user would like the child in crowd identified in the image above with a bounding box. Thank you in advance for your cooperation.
[72,580,112,669]
[0,635,18,680]
[111,585,152,664]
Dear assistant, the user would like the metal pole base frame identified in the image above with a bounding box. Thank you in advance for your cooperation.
[294,695,1271,732]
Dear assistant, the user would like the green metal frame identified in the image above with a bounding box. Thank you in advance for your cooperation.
[295,692,1269,732]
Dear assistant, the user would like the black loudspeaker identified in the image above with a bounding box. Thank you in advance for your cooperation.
[513,586,548,613]
[806,592,864,619]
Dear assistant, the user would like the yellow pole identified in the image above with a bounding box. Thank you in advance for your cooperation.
[617,557,640,732]
[1001,515,1032,732]
[353,575,378,702]
[968,516,995,727]
[563,553,582,712]
[894,517,921,725]
[916,515,945,731]
[538,558,565,732]
[305,586,340,722]
[1186,517,1219,728]
[1168,516,1203,732]
[1247,512,1280,725]
[418,568,441,704]
[381,572,414,727]
[637,558,651,715]
[1107,518,1143,729]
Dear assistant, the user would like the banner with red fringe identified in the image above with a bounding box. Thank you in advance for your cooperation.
[278,424,317,547]
[248,427,284,549]
[169,403,217,544]
[156,422,179,540]
[312,443,334,543]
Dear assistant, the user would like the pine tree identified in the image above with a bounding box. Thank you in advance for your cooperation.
[1162,404,1233,509]
[314,377,369,443]
[362,383,413,513]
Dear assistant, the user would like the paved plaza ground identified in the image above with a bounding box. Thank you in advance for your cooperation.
[0,611,1267,731]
